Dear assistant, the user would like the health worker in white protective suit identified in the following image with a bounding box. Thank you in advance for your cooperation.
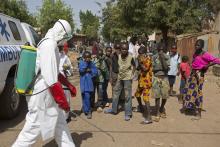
[12,19,77,147]
[58,43,74,122]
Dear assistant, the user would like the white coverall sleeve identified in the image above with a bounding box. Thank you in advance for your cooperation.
[39,40,58,86]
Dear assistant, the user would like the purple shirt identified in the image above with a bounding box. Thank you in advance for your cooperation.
[192,52,220,70]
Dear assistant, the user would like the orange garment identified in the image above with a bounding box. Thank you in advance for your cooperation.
[63,42,69,54]
[135,55,153,102]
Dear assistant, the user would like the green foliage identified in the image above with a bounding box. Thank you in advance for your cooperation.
[0,0,37,26]
[119,0,213,34]
[102,2,132,42]
[79,10,100,40]
[118,0,148,32]
[102,0,214,43]
[37,0,74,34]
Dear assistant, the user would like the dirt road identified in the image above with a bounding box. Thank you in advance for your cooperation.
[0,55,220,147]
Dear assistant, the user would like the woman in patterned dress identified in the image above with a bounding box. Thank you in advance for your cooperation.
[183,39,220,119]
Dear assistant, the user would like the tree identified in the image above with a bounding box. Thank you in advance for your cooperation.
[0,0,37,26]
[101,2,132,42]
[79,10,100,40]
[103,0,213,48]
[119,0,213,48]
[37,0,74,34]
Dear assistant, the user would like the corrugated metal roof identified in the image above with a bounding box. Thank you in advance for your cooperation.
[176,31,219,40]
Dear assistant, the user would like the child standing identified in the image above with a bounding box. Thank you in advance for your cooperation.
[103,47,113,107]
[152,43,170,122]
[91,49,108,112]
[108,43,125,108]
[79,51,98,119]
[167,44,181,96]
[105,42,136,121]
[179,56,190,104]
[135,46,153,124]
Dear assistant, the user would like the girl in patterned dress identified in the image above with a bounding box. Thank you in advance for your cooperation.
[135,46,153,124]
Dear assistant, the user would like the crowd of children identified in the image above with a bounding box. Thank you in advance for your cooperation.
[74,38,220,123]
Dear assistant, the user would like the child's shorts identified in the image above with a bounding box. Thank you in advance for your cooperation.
[152,76,169,99]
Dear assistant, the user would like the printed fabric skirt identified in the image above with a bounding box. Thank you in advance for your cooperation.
[183,72,204,109]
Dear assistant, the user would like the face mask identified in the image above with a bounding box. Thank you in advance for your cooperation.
[63,33,72,41]
[57,30,72,45]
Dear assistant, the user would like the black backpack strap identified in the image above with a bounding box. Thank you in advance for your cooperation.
[25,70,41,94]
[177,53,180,61]
[37,38,49,47]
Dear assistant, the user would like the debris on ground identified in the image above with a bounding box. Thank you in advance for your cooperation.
[151,140,164,146]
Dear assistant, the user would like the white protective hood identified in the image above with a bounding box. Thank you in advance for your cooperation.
[45,19,72,44]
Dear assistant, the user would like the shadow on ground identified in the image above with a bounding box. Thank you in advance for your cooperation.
[0,100,27,133]
[43,132,93,147]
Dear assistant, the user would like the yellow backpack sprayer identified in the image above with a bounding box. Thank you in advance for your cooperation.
[15,45,38,95]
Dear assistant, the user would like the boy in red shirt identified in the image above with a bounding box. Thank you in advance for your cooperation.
[179,56,190,103]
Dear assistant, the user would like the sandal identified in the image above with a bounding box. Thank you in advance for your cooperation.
[160,112,167,118]
[153,116,160,122]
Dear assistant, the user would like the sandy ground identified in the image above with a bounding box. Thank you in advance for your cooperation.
[0,52,220,147]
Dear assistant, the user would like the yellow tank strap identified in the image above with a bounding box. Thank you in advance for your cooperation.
[21,45,37,51]
[16,89,33,95]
